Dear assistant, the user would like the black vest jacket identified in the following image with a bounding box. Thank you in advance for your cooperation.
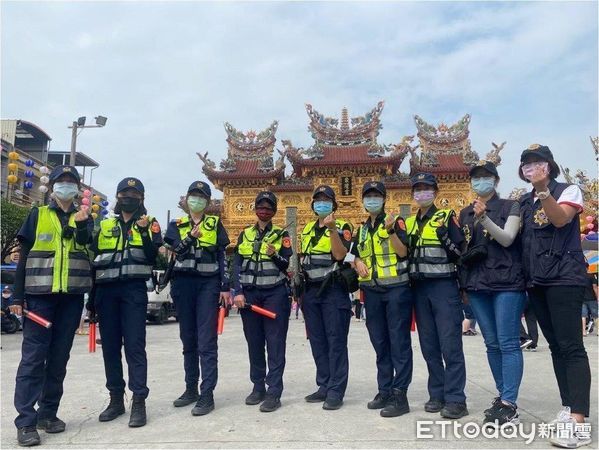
[520,180,587,287]
[459,195,525,291]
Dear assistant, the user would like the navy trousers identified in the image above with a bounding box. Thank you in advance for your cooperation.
[413,278,467,404]
[95,279,149,398]
[240,284,290,398]
[363,284,414,395]
[14,294,83,428]
[302,281,351,400]
[170,274,220,393]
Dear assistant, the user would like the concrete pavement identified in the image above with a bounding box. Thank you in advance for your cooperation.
[1,313,597,449]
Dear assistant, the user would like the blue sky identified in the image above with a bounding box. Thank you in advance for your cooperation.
[2,1,597,222]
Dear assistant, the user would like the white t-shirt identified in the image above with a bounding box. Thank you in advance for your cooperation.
[534,185,584,212]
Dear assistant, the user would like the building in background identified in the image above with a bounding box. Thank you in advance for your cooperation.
[198,101,504,266]
[1,119,107,208]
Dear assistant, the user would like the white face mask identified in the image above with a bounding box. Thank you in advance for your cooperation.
[53,182,79,201]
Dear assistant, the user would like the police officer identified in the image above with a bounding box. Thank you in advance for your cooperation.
[406,173,468,419]
[10,165,93,446]
[300,185,353,410]
[519,145,591,448]
[232,191,293,412]
[164,181,230,416]
[458,160,525,426]
[90,177,163,428]
[351,181,414,418]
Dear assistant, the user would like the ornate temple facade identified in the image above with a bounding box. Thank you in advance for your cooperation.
[198,101,503,255]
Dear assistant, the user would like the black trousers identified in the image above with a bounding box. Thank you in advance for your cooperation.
[528,285,591,416]
[14,294,83,428]
[519,295,539,346]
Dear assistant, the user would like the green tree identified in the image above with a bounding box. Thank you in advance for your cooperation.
[1,198,30,263]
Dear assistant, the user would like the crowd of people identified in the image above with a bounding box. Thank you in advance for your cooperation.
[5,143,596,448]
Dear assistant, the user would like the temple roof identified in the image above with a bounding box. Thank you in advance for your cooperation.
[198,120,285,187]
[306,101,384,146]
[284,101,408,175]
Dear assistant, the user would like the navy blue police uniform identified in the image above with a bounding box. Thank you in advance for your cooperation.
[300,185,353,408]
[232,191,293,410]
[163,181,230,413]
[351,181,414,415]
[90,177,162,426]
[406,173,468,417]
[12,166,94,438]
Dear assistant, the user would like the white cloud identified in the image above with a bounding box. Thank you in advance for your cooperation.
[1,1,596,222]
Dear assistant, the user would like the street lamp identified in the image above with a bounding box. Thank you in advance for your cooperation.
[69,115,108,166]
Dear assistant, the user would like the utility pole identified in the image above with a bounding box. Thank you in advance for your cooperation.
[69,121,78,166]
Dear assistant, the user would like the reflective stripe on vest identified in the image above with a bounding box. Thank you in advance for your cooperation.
[94,217,154,283]
[406,209,456,278]
[24,206,92,295]
[300,219,350,282]
[238,225,286,288]
[172,215,220,275]
[356,215,409,287]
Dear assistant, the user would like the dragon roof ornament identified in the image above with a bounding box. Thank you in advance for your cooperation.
[414,114,471,144]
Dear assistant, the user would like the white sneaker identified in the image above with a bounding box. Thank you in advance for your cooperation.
[549,408,592,449]
[550,406,572,425]
[550,428,592,448]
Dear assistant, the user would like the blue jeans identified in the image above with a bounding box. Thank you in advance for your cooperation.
[467,290,525,405]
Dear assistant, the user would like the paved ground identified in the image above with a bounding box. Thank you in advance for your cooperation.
[1,313,597,449]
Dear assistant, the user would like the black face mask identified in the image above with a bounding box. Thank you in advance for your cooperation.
[118,197,141,213]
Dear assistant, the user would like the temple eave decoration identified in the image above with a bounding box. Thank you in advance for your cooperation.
[196,102,506,249]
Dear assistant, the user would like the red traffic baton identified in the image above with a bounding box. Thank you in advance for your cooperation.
[89,322,96,353]
[217,306,226,335]
[23,309,52,329]
[247,304,277,320]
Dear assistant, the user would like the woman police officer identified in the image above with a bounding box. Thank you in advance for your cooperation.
[11,165,93,447]
[90,177,163,428]
[164,181,230,416]
[232,191,293,413]
[351,181,414,418]
[299,185,353,410]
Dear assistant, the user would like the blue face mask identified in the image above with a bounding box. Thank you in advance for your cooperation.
[471,177,496,196]
[313,201,333,218]
[53,182,79,201]
[364,197,384,214]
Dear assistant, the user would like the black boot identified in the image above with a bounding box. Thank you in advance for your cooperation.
[191,392,215,416]
[99,393,125,422]
[380,389,410,418]
[17,426,41,447]
[173,386,199,407]
[367,393,391,410]
[128,395,147,428]
[37,417,66,433]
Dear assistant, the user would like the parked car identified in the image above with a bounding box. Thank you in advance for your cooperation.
[146,270,177,324]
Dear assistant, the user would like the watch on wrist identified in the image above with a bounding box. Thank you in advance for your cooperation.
[537,190,551,200]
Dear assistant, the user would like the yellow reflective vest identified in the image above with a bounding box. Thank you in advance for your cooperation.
[93,217,155,283]
[300,219,351,282]
[238,225,286,288]
[25,206,92,295]
[172,215,220,275]
[355,214,409,287]
[405,208,455,278]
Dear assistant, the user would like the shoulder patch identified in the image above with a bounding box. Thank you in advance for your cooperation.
[343,229,352,241]
[282,236,292,248]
